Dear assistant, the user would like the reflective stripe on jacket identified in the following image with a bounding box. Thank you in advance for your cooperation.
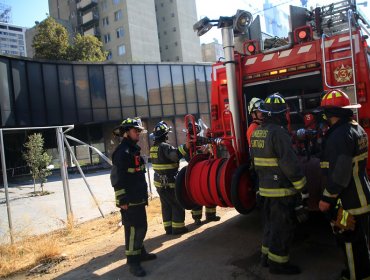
[321,119,370,215]
[150,141,180,186]
[250,121,306,197]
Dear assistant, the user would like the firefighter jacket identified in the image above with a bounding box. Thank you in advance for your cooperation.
[110,138,148,207]
[250,121,307,197]
[320,119,370,215]
[150,141,182,188]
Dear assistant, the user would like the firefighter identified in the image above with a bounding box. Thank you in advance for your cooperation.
[318,89,370,280]
[250,93,307,275]
[149,121,188,235]
[247,97,264,147]
[110,118,156,277]
[179,121,220,225]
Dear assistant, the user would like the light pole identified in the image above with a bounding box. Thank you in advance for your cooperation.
[193,10,252,154]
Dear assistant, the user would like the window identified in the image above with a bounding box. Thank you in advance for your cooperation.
[173,27,176,32]
[112,0,121,4]
[160,3,164,7]
[116,27,124,38]
[107,50,112,60]
[114,10,123,21]
[171,13,175,17]
[102,17,109,26]
[165,45,168,49]
[101,0,108,10]
[174,41,178,46]
[164,31,167,35]
[176,56,180,61]
[118,44,126,56]
[104,33,111,43]
[162,17,165,21]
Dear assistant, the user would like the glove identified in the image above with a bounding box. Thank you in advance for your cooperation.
[331,207,356,233]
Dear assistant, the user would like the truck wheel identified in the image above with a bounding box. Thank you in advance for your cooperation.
[175,166,199,210]
[230,163,256,215]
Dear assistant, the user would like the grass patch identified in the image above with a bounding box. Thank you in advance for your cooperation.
[0,198,161,278]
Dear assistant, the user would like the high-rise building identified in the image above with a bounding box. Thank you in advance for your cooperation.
[201,40,224,62]
[155,0,201,62]
[0,23,27,57]
[47,0,201,63]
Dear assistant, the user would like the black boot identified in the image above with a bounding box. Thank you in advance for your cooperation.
[129,263,146,277]
[206,215,221,222]
[194,218,202,226]
[172,227,188,235]
[269,262,301,275]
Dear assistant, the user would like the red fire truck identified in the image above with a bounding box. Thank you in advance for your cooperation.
[175,0,370,214]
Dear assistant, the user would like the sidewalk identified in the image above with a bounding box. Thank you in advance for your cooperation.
[0,160,187,243]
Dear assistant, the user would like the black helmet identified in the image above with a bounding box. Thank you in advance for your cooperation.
[112,117,146,136]
[150,121,171,140]
[182,122,201,135]
[258,93,287,116]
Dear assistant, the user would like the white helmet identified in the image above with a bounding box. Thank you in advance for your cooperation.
[248,98,263,115]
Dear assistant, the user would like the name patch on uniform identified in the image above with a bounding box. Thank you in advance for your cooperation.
[358,136,368,151]
[251,139,265,148]
[252,130,268,138]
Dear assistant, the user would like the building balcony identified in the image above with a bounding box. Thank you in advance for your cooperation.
[81,11,99,27]
[77,0,98,12]
[83,26,100,37]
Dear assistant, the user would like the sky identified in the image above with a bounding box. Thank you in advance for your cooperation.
[3,0,369,44]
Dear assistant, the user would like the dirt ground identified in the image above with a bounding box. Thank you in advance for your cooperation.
[3,198,233,280]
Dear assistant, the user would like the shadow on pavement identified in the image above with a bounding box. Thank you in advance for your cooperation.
[53,209,343,280]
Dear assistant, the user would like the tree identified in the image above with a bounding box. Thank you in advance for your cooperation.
[69,34,107,62]
[32,17,69,60]
[23,133,52,193]
[32,17,107,62]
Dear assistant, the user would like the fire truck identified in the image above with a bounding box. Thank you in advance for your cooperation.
[175,0,370,214]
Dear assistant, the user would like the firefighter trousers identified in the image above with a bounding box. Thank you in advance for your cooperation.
[120,204,148,264]
[191,206,217,220]
[261,196,296,265]
[335,213,370,279]
[157,187,185,234]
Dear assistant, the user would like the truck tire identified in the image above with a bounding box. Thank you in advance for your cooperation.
[175,166,199,210]
[230,163,256,215]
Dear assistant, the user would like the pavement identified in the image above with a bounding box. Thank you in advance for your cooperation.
[1,160,347,280]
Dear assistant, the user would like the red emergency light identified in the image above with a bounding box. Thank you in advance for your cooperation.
[247,43,256,53]
[294,25,312,44]
[243,40,259,55]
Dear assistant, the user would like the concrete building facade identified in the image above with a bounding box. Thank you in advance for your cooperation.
[47,0,201,63]
[201,40,224,62]
[155,0,201,62]
[0,23,26,57]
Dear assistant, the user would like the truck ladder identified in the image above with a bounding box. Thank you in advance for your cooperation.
[321,9,357,104]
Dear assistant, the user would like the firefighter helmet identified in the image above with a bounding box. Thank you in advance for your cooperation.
[248,98,264,114]
[182,122,201,135]
[258,93,288,115]
[150,121,171,140]
[112,117,146,136]
[320,89,361,109]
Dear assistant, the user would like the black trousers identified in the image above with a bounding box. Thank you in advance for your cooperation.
[261,196,296,264]
[191,206,217,220]
[336,213,370,279]
[157,187,185,233]
[120,204,147,264]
